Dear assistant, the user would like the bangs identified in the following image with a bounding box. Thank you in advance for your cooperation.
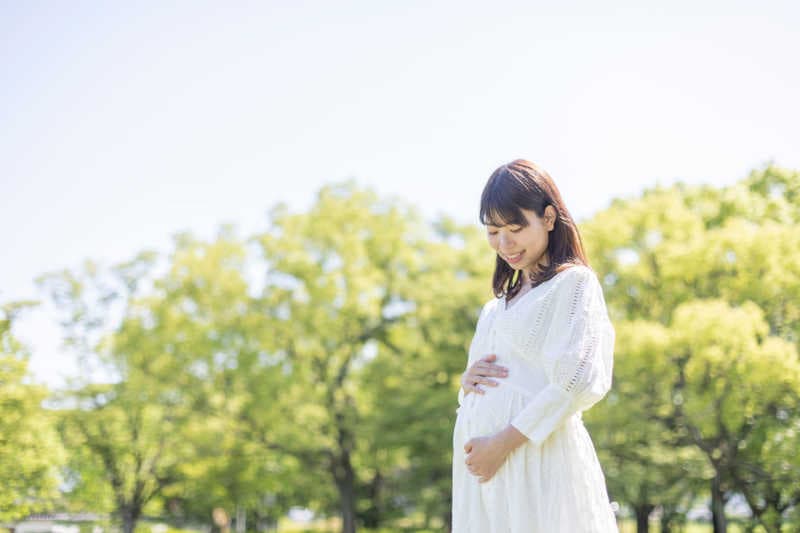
[480,182,529,228]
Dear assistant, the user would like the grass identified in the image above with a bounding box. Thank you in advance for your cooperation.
[617,518,748,532]
[277,517,753,532]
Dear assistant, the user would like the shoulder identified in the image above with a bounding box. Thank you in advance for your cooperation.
[475,296,501,324]
[561,264,595,281]
[551,264,602,296]
[481,296,501,316]
[541,266,612,331]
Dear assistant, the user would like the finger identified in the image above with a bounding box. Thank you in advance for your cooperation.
[465,368,486,382]
[469,365,490,377]
[464,378,479,391]
[472,362,508,377]
[467,365,485,375]
[472,361,496,373]
[481,354,497,362]
[466,373,486,386]
[462,376,482,392]
[468,377,496,388]
[490,365,509,376]
[479,362,508,376]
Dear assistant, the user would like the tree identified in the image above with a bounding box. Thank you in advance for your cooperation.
[580,163,800,531]
[132,228,306,528]
[39,253,192,533]
[0,301,65,522]
[356,213,493,531]
[252,181,439,533]
[667,300,800,533]
[588,319,707,533]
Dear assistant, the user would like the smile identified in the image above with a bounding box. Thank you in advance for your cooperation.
[504,251,524,263]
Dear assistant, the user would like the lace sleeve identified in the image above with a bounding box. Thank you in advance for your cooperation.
[509,266,615,444]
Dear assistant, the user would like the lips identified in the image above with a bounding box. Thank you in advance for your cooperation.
[504,251,524,263]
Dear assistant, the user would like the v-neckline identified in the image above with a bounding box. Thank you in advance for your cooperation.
[500,267,575,312]
[502,284,539,312]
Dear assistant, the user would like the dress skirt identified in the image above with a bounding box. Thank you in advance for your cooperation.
[451,382,619,532]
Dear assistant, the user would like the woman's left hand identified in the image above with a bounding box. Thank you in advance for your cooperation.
[463,434,509,483]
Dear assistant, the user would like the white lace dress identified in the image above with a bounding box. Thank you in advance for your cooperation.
[452,265,619,532]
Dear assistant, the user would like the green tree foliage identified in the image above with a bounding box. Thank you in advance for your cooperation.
[129,228,306,526]
[581,163,800,532]
[669,300,800,533]
[39,253,193,533]
[356,214,493,530]
[252,182,476,533]
[35,181,482,532]
[589,319,708,533]
[0,301,65,522]
[23,164,800,533]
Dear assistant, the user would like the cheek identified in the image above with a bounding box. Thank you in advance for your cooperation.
[524,230,543,245]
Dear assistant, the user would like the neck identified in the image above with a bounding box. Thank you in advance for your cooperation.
[523,253,550,280]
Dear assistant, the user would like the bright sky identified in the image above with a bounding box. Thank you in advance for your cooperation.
[2,1,799,387]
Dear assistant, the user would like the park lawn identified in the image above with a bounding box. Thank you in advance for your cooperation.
[278,517,751,532]
[617,519,747,532]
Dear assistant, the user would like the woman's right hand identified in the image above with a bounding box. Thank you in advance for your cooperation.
[460,354,509,396]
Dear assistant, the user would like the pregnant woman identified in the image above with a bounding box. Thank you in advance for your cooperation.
[451,159,619,532]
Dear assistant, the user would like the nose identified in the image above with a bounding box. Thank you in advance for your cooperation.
[499,232,514,249]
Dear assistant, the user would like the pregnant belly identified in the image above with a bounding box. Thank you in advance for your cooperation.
[458,380,532,438]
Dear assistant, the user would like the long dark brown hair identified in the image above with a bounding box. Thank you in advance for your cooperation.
[480,159,589,301]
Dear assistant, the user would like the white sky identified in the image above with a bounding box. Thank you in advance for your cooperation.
[2,1,799,387]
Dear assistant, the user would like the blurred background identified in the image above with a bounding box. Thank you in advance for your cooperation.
[2,1,799,532]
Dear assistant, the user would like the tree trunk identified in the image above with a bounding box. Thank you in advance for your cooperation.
[360,470,384,528]
[332,450,357,533]
[711,472,728,533]
[120,506,141,533]
[659,511,674,533]
[338,481,357,533]
[634,503,654,533]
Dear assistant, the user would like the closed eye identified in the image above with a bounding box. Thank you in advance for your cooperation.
[488,228,522,235]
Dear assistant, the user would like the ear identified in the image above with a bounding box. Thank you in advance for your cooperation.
[544,205,556,231]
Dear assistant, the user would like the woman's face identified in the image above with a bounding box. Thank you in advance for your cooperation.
[486,206,556,278]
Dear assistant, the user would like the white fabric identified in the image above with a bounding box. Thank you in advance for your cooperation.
[452,265,619,532]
